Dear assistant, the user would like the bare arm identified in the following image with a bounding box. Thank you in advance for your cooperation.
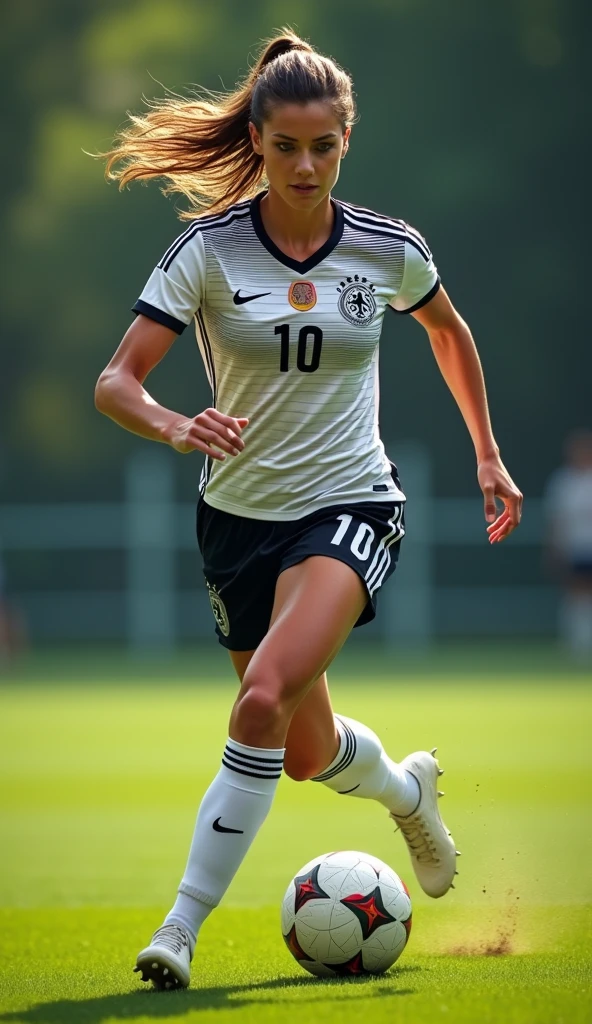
[412,287,522,542]
[94,314,247,459]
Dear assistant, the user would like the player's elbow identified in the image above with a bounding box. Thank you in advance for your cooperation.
[94,368,116,414]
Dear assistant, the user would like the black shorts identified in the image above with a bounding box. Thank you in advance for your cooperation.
[196,490,405,651]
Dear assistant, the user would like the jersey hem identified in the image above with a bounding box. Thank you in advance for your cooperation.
[201,488,406,522]
[390,278,441,315]
[132,299,188,334]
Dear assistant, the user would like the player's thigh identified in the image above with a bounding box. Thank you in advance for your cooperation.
[239,555,366,708]
[229,649,256,682]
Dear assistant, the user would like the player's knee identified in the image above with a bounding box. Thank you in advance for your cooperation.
[233,681,286,736]
[283,755,325,782]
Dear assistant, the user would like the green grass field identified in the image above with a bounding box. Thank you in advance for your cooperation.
[1,648,591,1023]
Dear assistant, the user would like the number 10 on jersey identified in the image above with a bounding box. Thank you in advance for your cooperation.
[275,324,323,373]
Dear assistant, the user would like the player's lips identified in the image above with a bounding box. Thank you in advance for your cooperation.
[290,184,319,193]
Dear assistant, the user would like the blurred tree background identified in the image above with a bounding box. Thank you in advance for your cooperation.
[1,0,588,505]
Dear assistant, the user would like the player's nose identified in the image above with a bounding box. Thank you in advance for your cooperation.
[295,151,315,176]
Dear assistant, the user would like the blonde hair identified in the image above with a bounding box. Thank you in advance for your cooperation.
[100,29,356,220]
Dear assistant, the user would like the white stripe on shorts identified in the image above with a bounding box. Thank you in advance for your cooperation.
[365,506,405,596]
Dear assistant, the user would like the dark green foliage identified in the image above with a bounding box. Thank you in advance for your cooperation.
[1,0,588,501]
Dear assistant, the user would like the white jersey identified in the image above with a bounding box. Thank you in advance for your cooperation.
[134,193,440,520]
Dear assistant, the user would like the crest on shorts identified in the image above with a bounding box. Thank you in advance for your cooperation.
[337,275,377,327]
[206,579,230,636]
[289,280,317,311]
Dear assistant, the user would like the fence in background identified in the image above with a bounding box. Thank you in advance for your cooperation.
[0,446,554,649]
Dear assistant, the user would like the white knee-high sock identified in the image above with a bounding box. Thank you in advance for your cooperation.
[312,715,419,816]
[165,738,284,951]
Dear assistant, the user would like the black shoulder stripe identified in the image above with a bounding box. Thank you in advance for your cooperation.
[405,223,432,260]
[344,213,431,262]
[159,223,201,272]
[193,200,251,230]
[196,209,251,233]
[157,222,198,270]
[342,208,405,232]
[405,234,432,263]
[158,203,251,272]
[339,200,406,231]
[341,204,432,261]
[343,213,408,243]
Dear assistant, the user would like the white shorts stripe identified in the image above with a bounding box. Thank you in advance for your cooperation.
[368,531,402,596]
[365,506,405,595]
[364,507,401,582]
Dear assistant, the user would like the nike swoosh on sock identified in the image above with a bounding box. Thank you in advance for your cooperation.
[212,817,244,834]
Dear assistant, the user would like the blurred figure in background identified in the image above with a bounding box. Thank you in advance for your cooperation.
[0,541,26,667]
[545,430,592,660]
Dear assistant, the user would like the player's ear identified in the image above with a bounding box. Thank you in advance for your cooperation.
[341,126,351,159]
[249,122,263,156]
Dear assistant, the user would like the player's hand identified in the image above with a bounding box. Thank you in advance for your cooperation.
[477,454,523,544]
[163,408,249,458]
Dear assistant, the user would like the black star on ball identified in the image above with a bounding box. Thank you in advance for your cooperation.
[324,951,367,976]
[340,886,397,940]
[293,863,330,913]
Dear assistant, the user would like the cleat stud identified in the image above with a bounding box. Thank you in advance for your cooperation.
[165,982,172,989]
[450,883,455,889]
[437,768,445,776]
[437,790,445,797]
[455,870,459,875]
[456,850,462,856]
[133,966,140,973]
[152,962,159,969]
[430,747,438,756]
[163,968,169,976]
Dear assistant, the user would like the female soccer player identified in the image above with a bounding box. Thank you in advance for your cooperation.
[95,31,522,988]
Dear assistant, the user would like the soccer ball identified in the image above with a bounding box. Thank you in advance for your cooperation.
[281,850,412,977]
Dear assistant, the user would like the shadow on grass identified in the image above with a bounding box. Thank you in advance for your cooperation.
[0,968,420,1022]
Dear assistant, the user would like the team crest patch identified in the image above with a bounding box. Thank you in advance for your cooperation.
[206,579,230,636]
[289,280,317,311]
[337,275,377,327]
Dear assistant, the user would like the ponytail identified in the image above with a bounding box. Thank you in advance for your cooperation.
[100,30,354,219]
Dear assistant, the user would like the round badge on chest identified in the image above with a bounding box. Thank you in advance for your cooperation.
[337,276,377,327]
[288,281,317,311]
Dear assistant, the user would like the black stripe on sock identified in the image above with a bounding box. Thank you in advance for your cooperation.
[224,745,284,764]
[312,719,357,782]
[222,759,282,780]
[312,725,351,782]
[222,750,283,775]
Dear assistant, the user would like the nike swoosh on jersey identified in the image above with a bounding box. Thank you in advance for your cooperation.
[233,290,272,305]
[212,817,245,834]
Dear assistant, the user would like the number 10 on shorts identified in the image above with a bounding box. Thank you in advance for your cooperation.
[331,514,375,561]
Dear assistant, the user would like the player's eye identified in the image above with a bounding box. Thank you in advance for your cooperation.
[315,143,335,152]
[275,143,294,152]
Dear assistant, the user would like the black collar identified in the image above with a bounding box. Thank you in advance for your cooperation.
[250,191,344,275]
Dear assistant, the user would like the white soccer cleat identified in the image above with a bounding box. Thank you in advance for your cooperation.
[133,924,192,989]
[390,749,459,898]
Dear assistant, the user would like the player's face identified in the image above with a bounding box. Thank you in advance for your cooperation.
[249,101,350,210]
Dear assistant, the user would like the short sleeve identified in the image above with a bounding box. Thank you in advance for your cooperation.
[389,227,440,314]
[132,227,206,334]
